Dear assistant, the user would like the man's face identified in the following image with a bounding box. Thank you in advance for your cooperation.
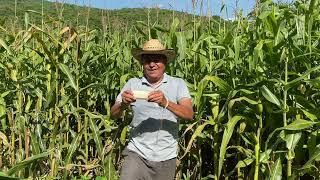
[142,54,167,82]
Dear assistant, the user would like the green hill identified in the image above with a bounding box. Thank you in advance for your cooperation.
[0,0,222,31]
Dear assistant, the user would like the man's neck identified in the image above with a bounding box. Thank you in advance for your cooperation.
[146,75,164,85]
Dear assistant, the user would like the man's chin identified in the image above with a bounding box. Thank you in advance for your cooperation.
[146,72,158,76]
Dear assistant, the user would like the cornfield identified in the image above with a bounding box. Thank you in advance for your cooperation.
[0,0,320,179]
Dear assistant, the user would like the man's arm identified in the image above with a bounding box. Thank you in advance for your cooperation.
[148,91,194,120]
[166,98,194,120]
[110,102,125,119]
[110,90,135,119]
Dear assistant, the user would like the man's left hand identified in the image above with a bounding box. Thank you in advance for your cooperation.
[148,90,167,107]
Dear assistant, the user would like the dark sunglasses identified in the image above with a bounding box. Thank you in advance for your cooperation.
[141,54,167,63]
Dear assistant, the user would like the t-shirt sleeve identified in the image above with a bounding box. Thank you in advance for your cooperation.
[115,79,132,103]
[176,79,191,101]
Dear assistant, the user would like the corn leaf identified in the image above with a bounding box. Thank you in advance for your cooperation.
[30,131,40,155]
[233,36,241,64]
[285,132,301,150]
[89,117,103,159]
[58,63,78,92]
[0,172,19,180]
[0,131,10,148]
[7,149,54,175]
[235,157,254,168]
[261,85,281,107]
[300,147,320,170]
[260,149,272,163]
[120,126,128,145]
[307,131,317,159]
[0,38,12,55]
[203,75,233,94]
[269,158,282,180]
[266,119,318,148]
[283,119,318,130]
[228,97,258,119]
[65,128,84,165]
[218,115,243,178]
[180,120,215,159]
[285,65,320,90]
[301,110,318,121]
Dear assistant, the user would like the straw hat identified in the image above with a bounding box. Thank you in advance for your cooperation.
[131,39,176,63]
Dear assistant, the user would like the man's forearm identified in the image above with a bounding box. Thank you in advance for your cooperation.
[110,102,126,119]
[165,100,194,120]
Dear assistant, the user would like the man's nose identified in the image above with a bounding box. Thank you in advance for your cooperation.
[149,61,156,66]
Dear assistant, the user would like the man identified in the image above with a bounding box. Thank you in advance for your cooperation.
[111,39,193,180]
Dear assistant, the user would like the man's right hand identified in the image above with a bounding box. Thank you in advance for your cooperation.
[121,90,135,106]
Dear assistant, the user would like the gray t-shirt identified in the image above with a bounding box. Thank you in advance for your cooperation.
[116,73,191,161]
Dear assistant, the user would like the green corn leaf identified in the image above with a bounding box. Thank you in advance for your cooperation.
[7,149,54,175]
[120,73,132,89]
[26,10,42,15]
[285,65,320,90]
[120,126,128,145]
[181,121,199,137]
[170,18,180,34]
[0,38,12,54]
[283,119,318,130]
[1,91,10,98]
[36,124,45,151]
[261,85,281,107]
[218,115,243,178]
[233,36,241,64]
[77,108,105,122]
[301,110,318,121]
[0,172,19,180]
[30,131,40,155]
[269,158,282,180]
[79,83,109,93]
[24,12,29,29]
[0,98,7,131]
[153,25,169,32]
[218,90,238,122]
[259,149,272,163]
[266,119,318,148]
[203,75,233,94]
[235,157,254,168]
[300,147,320,170]
[135,23,147,37]
[176,32,187,60]
[181,120,215,159]
[88,117,103,159]
[228,97,258,119]
[0,131,10,148]
[58,63,78,92]
[258,10,272,19]
[285,132,301,151]
[228,146,253,157]
[65,128,84,164]
[33,33,56,66]
[307,131,317,159]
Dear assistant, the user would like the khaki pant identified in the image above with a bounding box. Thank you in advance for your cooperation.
[120,148,176,180]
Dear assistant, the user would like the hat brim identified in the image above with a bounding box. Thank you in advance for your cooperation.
[131,48,176,63]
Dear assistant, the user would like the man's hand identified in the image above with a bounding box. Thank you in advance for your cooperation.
[148,90,167,107]
[148,90,193,120]
[121,90,135,106]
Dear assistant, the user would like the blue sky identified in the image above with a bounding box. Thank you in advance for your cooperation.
[48,0,291,19]
[48,0,255,18]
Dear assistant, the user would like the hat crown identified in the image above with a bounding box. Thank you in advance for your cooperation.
[142,39,165,51]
